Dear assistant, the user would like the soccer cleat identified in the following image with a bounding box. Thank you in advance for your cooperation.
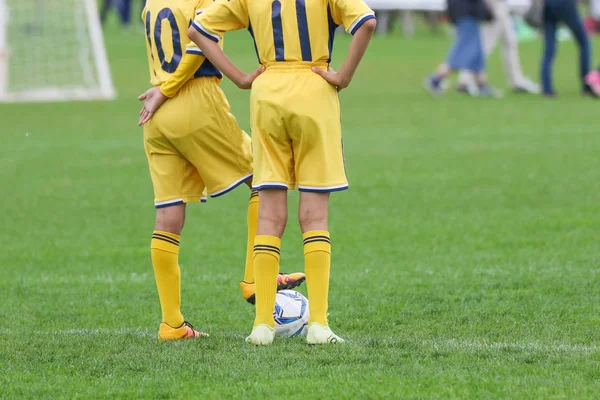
[477,84,504,98]
[158,321,209,341]
[240,272,306,305]
[542,90,557,98]
[512,78,540,94]
[424,75,446,97]
[245,324,275,345]
[306,322,345,345]
[583,84,600,98]
[585,70,600,97]
[455,82,478,97]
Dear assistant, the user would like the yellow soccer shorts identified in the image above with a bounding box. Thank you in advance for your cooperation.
[250,63,348,193]
[144,77,253,208]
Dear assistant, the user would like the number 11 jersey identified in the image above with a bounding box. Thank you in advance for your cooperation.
[192,0,375,65]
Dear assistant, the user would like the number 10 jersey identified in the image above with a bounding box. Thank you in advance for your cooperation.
[142,0,222,87]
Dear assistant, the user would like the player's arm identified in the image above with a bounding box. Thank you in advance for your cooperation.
[138,53,204,126]
[138,1,209,126]
[187,0,262,89]
[312,19,375,91]
[188,29,263,89]
[160,52,204,98]
[313,0,376,91]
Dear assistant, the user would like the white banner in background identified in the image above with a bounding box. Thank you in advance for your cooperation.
[365,0,531,12]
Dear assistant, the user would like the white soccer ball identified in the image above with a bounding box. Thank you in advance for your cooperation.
[273,290,309,337]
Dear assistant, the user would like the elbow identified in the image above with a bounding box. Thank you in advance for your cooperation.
[363,18,377,33]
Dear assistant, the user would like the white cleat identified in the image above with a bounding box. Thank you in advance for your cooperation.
[513,78,541,94]
[245,324,275,345]
[306,323,345,345]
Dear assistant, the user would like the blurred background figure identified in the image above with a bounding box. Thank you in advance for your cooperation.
[541,0,594,97]
[586,65,600,96]
[374,10,443,37]
[458,0,540,95]
[425,0,501,97]
[101,0,142,28]
[585,0,600,33]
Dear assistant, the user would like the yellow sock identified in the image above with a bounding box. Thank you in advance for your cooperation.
[151,230,184,327]
[303,230,331,326]
[243,191,259,283]
[253,235,280,328]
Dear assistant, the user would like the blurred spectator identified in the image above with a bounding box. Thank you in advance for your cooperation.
[458,0,539,94]
[592,0,600,29]
[374,11,442,36]
[101,0,143,28]
[586,67,600,96]
[424,0,501,97]
[541,0,594,97]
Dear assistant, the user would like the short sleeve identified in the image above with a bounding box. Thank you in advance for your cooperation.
[186,7,210,55]
[192,0,249,42]
[329,0,375,35]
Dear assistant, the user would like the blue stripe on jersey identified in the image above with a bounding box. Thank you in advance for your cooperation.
[295,0,312,61]
[271,0,285,61]
[186,48,203,55]
[248,23,261,63]
[327,5,339,63]
[192,21,220,42]
[350,14,376,35]
[194,59,223,79]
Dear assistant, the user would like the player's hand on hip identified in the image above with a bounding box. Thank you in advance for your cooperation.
[137,87,168,126]
[311,67,349,92]
[236,66,265,90]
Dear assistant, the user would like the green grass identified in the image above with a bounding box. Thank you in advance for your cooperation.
[1,21,600,398]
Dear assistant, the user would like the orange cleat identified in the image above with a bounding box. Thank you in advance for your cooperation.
[240,272,306,304]
[158,321,209,341]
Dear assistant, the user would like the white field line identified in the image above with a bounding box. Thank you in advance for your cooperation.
[13,272,234,284]
[0,328,154,338]
[0,329,597,353]
[426,338,599,353]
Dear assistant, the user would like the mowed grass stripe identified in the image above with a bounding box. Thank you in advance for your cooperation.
[1,329,597,354]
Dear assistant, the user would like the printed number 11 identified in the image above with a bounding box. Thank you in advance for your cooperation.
[271,0,312,62]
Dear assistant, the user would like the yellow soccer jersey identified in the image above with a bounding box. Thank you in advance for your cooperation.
[142,0,222,86]
[192,0,375,64]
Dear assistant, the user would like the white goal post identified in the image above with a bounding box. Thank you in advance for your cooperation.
[0,0,116,103]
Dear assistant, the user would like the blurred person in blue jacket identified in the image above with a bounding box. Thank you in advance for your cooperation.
[425,0,501,97]
[458,0,539,95]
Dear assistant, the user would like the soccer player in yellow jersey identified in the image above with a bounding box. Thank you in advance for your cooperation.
[188,0,376,345]
[139,0,305,341]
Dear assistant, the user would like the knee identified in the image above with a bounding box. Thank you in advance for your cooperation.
[155,206,185,235]
[258,207,288,233]
[504,34,517,49]
[298,208,328,233]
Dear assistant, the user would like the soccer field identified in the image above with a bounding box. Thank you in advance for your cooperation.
[1,23,599,398]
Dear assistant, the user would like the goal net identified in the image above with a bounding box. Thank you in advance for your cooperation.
[0,0,116,102]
